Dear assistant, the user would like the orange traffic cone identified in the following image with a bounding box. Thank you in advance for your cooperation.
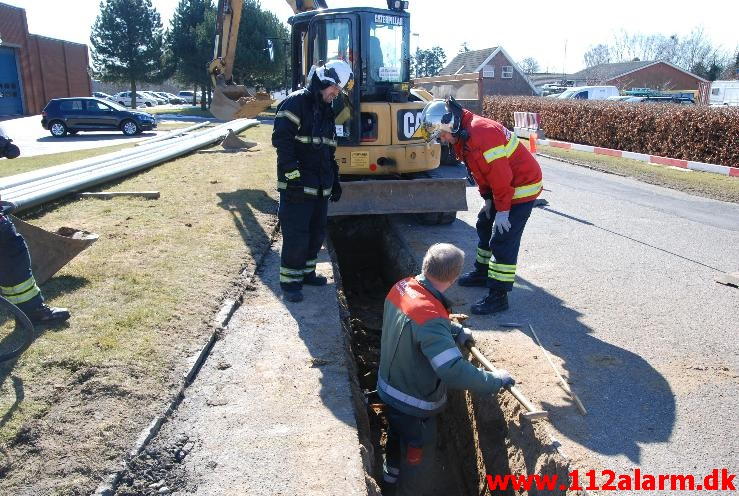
[529,132,537,154]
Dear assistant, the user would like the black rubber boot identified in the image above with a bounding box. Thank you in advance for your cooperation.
[25,304,70,327]
[303,272,328,286]
[470,290,509,315]
[283,289,304,302]
[457,269,488,287]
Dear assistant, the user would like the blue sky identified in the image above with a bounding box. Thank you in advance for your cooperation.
[4,0,737,73]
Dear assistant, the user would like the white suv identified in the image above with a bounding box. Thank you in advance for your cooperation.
[113,91,158,108]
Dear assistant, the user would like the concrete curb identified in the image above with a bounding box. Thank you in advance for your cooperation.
[93,222,280,496]
[530,137,739,178]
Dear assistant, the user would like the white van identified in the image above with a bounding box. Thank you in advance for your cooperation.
[556,86,620,100]
[709,80,739,106]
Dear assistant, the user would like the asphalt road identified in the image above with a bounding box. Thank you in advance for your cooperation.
[0,109,190,158]
[398,157,739,488]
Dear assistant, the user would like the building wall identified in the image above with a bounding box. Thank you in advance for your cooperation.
[609,62,703,91]
[480,52,536,96]
[0,2,91,115]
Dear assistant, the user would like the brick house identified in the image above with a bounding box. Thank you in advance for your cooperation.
[440,47,538,97]
[569,61,707,91]
[0,2,91,116]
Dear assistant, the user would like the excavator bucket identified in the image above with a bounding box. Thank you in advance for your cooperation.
[210,81,274,121]
[12,216,98,286]
[327,178,468,216]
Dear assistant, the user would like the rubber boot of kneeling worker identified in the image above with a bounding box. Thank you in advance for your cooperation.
[377,243,515,495]
[0,129,70,327]
[271,60,354,303]
[413,97,542,315]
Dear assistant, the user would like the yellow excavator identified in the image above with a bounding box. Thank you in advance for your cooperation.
[208,0,274,120]
[209,0,467,219]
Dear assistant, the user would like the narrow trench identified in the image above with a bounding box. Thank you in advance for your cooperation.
[326,216,496,496]
[328,215,571,496]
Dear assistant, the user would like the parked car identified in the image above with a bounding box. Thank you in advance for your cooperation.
[177,90,195,102]
[112,91,158,107]
[709,80,739,106]
[41,97,157,137]
[177,90,207,103]
[140,91,167,105]
[92,91,114,101]
[154,92,185,104]
[556,86,619,100]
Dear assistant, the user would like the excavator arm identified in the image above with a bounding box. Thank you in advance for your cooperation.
[208,0,273,120]
[285,0,328,13]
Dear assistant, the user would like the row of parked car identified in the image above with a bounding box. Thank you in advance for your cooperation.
[92,90,202,108]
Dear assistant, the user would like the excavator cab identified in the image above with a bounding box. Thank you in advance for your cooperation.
[288,6,467,218]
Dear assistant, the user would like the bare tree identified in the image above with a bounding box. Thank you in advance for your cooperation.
[583,43,611,67]
[674,27,718,71]
[584,26,729,76]
[609,31,678,63]
[518,57,540,74]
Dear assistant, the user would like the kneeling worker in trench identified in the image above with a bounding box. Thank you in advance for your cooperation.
[377,243,514,495]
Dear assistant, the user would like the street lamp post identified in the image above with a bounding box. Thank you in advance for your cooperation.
[267,37,291,96]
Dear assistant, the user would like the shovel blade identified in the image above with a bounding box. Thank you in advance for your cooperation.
[12,216,98,285]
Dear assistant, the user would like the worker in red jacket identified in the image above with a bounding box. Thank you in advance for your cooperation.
[414,97,542,314]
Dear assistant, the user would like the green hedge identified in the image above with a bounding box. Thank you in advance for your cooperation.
[482,96,739,167]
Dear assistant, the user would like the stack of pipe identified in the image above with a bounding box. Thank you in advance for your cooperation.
[0,119,258,213]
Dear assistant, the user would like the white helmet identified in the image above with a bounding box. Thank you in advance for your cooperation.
[308,59,355,91]
[413,97,463,142]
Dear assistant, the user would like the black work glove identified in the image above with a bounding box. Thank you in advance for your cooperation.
[492,368,515,388]
[455,327,475,348]
[284,181,304,203]
[283,169,304,203]
[329,180,342,202]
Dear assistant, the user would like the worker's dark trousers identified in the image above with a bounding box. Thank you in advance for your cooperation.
[383,405,437,495]
[278,193,328,291]
[0,215,43,312]
[473,200,535,292]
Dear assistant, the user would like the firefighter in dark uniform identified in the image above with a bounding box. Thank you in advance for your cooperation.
[271,60,354,302]
[414,97,543,315]
[0,127,70,326]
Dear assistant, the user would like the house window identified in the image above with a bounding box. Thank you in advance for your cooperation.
[482,66,494,78]
[502,66,513,79]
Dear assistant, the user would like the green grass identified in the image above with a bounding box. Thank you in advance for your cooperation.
[535,143,739,204]
[0,124,200,179]
[0,124,279,493]
[0,144,134,178]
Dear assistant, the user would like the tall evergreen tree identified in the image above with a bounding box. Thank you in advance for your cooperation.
[233,0,289,90]
[194,8,217,108]
[90,0,166,108]
[413,47,447,78]
[167,0,214,106]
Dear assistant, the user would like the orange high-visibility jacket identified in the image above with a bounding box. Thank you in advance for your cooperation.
[453,110,543,212]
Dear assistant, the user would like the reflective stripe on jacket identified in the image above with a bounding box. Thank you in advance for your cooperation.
[377,275,504,418]
[272,88,338,196]
[453,110,543,211]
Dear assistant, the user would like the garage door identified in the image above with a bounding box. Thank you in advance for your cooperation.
[0,47,23,116]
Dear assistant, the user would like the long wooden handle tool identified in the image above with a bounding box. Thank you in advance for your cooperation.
[528,324,587,416]
[468,344,548,420]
